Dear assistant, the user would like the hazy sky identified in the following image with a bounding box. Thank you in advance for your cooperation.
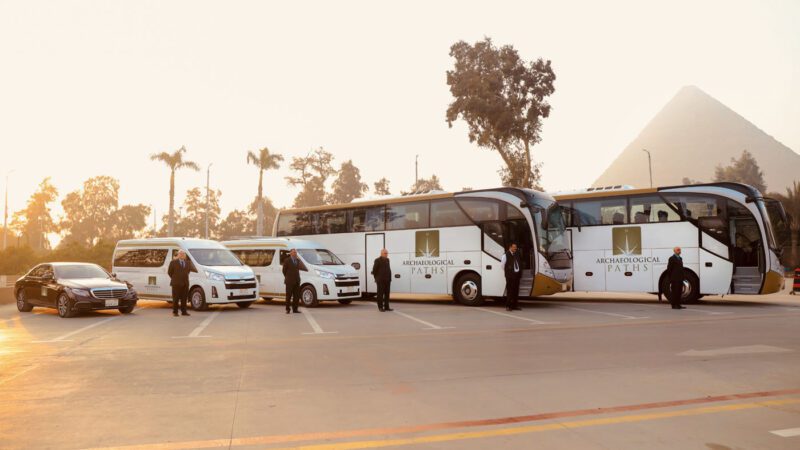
[1,0,798,228]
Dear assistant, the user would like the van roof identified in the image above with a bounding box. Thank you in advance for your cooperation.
[221,237,326,250]
[115,238,226,249]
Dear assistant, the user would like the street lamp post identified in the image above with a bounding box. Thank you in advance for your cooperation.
[642,149,653,188]
[3,170,13,251]
[205,163,213,239]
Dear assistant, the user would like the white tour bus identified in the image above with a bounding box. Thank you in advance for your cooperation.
[112,238,260,310]
[553,182,787,302]
[222,238,361,307]
[272,188,571,306]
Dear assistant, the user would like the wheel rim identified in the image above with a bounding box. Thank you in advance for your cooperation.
[16,291,25,309]
[460,280,479,302]
[302,288,314,305]
[191,291,203,308]
[681,279,693,300]
[57,295,68,316]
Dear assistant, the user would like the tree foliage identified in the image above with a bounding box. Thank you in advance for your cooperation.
[713,150,767,194]
[328,160,368,205]
[402,175,444,195]
[10,177,59,249]
[286,147,335,207]
[150,146,200,236]
[446,37,555,189]
[247,147,283,236]
[373,178,391,196]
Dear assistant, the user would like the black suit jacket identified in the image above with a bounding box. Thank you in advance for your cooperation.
[666,254,684,283]
[282,257,303,286]
[371,257,392,283]
[168,259,193,287]
[504,251,522,279]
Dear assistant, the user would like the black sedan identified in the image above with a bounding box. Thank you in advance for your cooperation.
[15,262,138,318]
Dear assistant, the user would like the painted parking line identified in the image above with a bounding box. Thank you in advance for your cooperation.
[682,307,733,315]
[392,310,454,330]
[554,304,648,320]
[770,427,800,437]
[173,311,219,338]
[301,309,337,335]
[474,307,557,325]
[31,315,121,343]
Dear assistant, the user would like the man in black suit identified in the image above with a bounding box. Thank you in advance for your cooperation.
[502,243,523,311]
[665,246,686,309]
[282,248,302,314]
[371,248,393,312]
[167,250,192,317]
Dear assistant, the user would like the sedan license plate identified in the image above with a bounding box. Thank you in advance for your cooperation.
[105,299,119,307]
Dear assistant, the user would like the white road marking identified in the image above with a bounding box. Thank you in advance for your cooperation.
[392,310,454,330]
[173,311,220,338]
[301,309,337,335]
[555,305,648,320]
[679,344,793,357]
[681,307,732,315]
[0,364,40,386]
[32,315,121,343]
[474,307,558,325]
[770,427,800,437]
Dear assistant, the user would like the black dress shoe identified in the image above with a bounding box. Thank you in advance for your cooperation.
[378,307,384,312]
[173,312,179,317]
[293,309,300,313]
[181,311,190,316]
[384,308,393,312]
[512,307,522,311]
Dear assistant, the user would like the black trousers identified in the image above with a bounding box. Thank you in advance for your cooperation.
[669,280,683,308]
[506,275,521,308]
[285,282,300,311]
[171,285,188,313]
[376,281,391,310]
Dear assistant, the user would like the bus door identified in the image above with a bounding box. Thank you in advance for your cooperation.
[365,233,385,294]
[729,216,763,294]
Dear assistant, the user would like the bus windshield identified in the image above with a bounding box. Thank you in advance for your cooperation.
[759,198,787,251]
[530,198,568,254]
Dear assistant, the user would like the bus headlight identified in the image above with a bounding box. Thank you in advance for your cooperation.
[204,270,225,282]
[315,270,335,279]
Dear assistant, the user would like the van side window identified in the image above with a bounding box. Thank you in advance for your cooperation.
[113,249,169,267]
[232,249,276,267]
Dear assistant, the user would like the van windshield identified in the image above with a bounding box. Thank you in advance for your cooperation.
[298,249,344,266]
[188,249,243,266]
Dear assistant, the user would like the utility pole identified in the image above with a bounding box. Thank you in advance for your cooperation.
[642,149,653,188]
[3,170,13,251]
[205,163,212,239]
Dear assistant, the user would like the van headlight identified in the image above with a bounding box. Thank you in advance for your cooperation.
[204,270,225,281]
[315,270,335,279]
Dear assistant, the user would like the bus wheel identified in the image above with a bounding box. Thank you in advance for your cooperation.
[300,285,319,307]
[190,287,208,311]
[454,273,484,306]
[660,271,700,304]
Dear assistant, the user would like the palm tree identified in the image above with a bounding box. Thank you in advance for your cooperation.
[247,147,284,236]
[150,146,200,236]
[783,181,800,268]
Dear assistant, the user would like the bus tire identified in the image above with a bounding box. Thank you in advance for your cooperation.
[190,287,208,311]
[660,270,700,304]
[300,285,319,307]
[454,273,484,306]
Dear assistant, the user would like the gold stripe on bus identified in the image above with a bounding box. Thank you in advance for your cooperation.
[760,270,784,294]
[554,188,658,201]
[531,273,563,297]
[280,192,455,214]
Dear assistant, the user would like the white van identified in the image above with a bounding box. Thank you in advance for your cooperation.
[222,238,361,307]
[112,238,259,310]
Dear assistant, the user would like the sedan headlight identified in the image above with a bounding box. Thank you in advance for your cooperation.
[67,288,90,298]
[204,270,226,281]
[315,270,335,279]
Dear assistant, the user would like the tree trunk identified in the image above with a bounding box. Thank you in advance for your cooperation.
[256,169,264,236]
[522,139,532,188]
[168,169,175,237]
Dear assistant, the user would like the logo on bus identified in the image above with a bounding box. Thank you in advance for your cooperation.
[612,227,642,256]
[416,230,440,257]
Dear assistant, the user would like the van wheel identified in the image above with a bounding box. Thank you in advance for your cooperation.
[660,270,701,304]
[190,287,208,311]
[300,285,319,307]
[57,293,75,318]
[236,301,253,309]
[454,273,484,306]
[338,299,352,305]
[16,290,33,312]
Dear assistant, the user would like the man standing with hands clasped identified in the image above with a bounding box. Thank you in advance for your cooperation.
[665,246,686,310]
[167,250,192,317]
[501,243,523,311]
[371,248,393,312]
[283,249,302,314]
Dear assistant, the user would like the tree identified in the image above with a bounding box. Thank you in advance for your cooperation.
[328,160,368,204]
[219,209,254,240]
[10,178,59,250]
[713,150,767,193]
[373,178,391,196]
[247,147,284,236]
[402,175,444,195]
[286,147,335,207]
[110,204,151,241]
[178,187,222,238]
[248,196,278,234]
[682,177,704,185]
[446,37,556,188]
[61,176,121,246]
[775,181,800,268]
[150,146,200,236]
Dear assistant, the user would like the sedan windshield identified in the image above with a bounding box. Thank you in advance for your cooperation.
[55,265,109,279]
[188,249,243,266]
[298,249,344,266]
